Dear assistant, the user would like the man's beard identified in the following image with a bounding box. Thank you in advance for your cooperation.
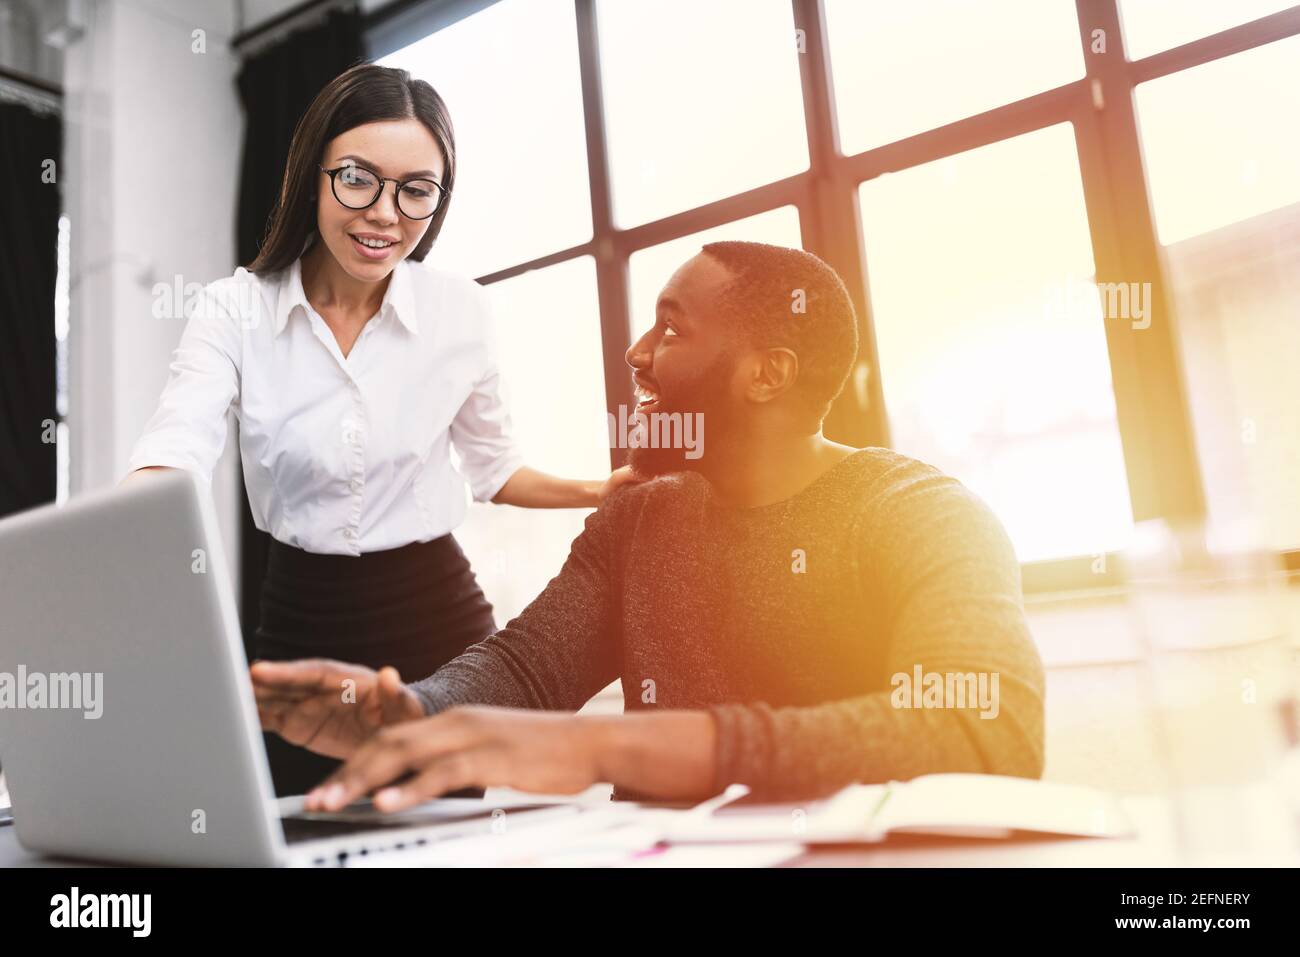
[628,353,738,478]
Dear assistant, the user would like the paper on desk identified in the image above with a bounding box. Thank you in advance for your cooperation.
[345,804,650,867]
[347,815,805,868]
[660,774,1135,844]
[874,774,1134,839]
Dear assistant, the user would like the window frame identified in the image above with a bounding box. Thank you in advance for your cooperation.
[367,0,1300,592]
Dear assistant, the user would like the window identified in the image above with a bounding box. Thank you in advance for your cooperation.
[1135,35,1300,246]
[627,206,802,340]
[859,124,1133,562]
[1134,35,1300,550]
[483,256,609,478]
[454,257,607,623]
[825,0,1085,156]
[596,0,808,227]
[378,0,592,278]
[372,0,1300,588]
[1119,0,1297,60]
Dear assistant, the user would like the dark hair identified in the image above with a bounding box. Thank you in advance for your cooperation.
[700,241,859,422]
[247,62,456,274]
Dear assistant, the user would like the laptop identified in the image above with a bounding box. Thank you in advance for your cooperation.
[0,470,578,866]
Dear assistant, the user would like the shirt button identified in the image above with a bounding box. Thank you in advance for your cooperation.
[343,528,357,540]
[350,479,363,494]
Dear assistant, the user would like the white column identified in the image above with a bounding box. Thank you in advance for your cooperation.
[65,0,244,585]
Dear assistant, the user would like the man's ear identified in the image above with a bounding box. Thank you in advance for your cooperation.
[745,347,799,404]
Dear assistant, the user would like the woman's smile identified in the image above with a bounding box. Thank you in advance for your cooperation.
[349,231,400,260]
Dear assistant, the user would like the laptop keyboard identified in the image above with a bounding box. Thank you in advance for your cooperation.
[283,810,472,844]
[282,816,403,844]
[280,804,553,845]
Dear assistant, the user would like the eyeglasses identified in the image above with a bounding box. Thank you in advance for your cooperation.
[318,163,447,221]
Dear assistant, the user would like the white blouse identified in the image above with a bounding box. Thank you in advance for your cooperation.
[127,253,525,556]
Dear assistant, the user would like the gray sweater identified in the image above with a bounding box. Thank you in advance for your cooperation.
[410,448,1045,800]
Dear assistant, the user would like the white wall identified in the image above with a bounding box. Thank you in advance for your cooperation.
[65,0,243,584]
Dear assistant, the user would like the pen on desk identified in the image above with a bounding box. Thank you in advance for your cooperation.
[690,783,751,817]
[869,783,895,824]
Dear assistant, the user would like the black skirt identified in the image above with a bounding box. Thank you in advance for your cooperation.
[254,533,497,798]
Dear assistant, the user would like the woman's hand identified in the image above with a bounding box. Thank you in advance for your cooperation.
[492,465,644,509]
[596,464,643,504]
[251,658,425,760]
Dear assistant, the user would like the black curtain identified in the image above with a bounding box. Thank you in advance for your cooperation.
[234,7,365,648]
[0,102,61,520]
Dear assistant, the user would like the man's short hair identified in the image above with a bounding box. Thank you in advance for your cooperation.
[700,241,859,422]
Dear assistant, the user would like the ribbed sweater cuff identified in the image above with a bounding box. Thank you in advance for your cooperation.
[706,701,775,796]
[407,677,454,717]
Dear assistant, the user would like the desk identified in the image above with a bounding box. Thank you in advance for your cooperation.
[7,794,1291,867]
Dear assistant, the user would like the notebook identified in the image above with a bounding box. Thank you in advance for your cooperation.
[660,774,1135,844]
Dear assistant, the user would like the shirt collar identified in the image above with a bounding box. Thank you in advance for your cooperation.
[274,243,419,338]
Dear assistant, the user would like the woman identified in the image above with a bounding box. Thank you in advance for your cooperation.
[125,63,633,797]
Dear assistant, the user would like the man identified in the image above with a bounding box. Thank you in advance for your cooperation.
[253,241,1045,812]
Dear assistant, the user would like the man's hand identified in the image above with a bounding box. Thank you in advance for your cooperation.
[251,658,425,760]
[303,707,719,812]
[304,707,601,812]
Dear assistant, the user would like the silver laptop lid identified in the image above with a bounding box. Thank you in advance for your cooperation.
[0,471,284,865]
